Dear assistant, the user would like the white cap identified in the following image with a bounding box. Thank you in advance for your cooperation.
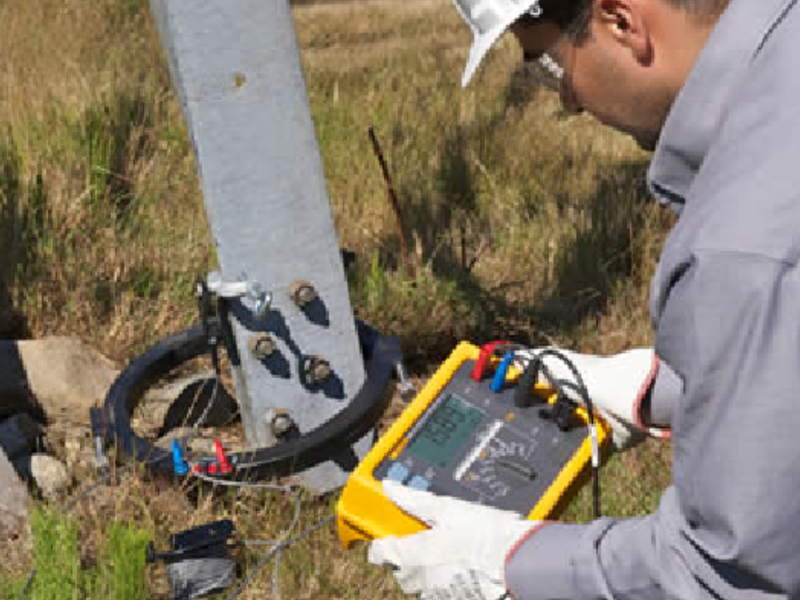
[452,0,543,86]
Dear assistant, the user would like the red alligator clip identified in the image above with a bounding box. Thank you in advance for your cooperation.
[213,438,233,475]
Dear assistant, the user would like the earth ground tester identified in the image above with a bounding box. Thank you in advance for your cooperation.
[337,341,609,547]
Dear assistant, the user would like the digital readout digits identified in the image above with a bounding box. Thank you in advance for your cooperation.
[407,395,485,468]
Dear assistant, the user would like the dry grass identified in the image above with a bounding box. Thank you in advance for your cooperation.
[0,0,207,358]
[0,0,674,597]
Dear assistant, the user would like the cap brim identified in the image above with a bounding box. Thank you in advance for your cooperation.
[461,26,507,87]
[458,0,535,87]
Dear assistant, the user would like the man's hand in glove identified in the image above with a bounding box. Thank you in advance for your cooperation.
[528,347,667,449]
[368,480,541,600]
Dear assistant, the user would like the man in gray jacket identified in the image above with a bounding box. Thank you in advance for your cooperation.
[368,0,800,598]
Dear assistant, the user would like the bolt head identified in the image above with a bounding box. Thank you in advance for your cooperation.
[248,332,276,360]
[303,355,331,386]
[271,413,295,438]
[289,279,317,308]
[398,382,417,402]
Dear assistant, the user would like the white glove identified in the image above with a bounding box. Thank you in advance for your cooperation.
[368,480,539,600]
[526,347,665,449]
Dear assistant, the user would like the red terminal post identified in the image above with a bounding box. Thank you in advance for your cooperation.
[214,438,233,475]
[471,340,512,381]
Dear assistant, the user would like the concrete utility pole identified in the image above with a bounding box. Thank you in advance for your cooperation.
[149,0,370,492]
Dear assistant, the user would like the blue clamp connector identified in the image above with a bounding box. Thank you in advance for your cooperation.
[172,440,189,475]
[490,351,516,392]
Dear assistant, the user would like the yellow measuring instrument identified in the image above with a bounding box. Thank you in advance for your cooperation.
[337,341,609,547]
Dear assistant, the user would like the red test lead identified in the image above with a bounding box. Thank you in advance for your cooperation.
[214,438,233,474]
[471,340,512,381]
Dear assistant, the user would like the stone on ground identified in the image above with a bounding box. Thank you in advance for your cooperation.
[0,446,30,544]
[0,338,119,426]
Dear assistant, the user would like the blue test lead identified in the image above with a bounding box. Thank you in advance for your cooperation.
[172,440,189,475]
[490,351,516,392]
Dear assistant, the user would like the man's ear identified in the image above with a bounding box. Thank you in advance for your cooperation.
[595,0,652,64]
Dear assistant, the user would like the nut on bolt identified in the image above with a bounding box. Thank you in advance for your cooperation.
[270,411,296,439]
[302,355,331,386]
[288,279,318,308]
[248,332,276,360]
[395,361,416,402]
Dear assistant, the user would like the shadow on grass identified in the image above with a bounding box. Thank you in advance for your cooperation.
[380,93,512,279]
[472,158,652,341]
[0,85,158,332]
[80,88,154,226]
[366,152,653,366]
[0,129,43,339]
[0,132,55,423]
[528,159,652,333]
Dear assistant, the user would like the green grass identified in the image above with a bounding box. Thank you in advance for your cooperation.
[1,507,151,600]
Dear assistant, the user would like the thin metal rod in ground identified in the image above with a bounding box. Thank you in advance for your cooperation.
[368,126,411,272]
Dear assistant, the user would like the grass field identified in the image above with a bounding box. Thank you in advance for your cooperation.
[0,0,673,597]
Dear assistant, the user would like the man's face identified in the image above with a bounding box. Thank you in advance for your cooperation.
[510,4,677,151]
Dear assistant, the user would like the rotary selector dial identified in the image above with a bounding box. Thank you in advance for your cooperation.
[456,420,539,502]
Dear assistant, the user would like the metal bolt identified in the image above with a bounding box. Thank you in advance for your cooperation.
[288,279,318,308]
[247,282,272,320]
[248,332,276,360]
[205,271,272,321]
[395,361,416,402]
[302,355,331,386]
[270,411,296,439]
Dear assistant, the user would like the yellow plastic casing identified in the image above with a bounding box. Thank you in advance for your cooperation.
[336,341,609,548]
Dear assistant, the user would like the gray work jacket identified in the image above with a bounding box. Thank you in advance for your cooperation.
[506,0,800,598]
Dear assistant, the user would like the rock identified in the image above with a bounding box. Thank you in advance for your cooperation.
[0,413,44,461]
[134,373,217,437]
[155,427,216,455]
[63,426,93,472]
[14,453,71,499]
[46,421,94,473]
[155,374,239,435]
[0,447,30,544]
[146,371,215,405]
[0,338,120,426]
[31,454,71,498]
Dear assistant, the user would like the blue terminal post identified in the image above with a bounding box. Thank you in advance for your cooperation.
[172,440,189,476]
[490,351,516,392]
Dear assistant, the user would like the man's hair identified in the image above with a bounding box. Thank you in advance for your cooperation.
[541,0,730,42]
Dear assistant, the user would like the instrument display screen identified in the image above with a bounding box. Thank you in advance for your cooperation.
[406,393,484,468]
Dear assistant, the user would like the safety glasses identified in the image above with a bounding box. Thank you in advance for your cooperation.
[450,0,569,90]
[521,51,564,94]
[511,4,566,94]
